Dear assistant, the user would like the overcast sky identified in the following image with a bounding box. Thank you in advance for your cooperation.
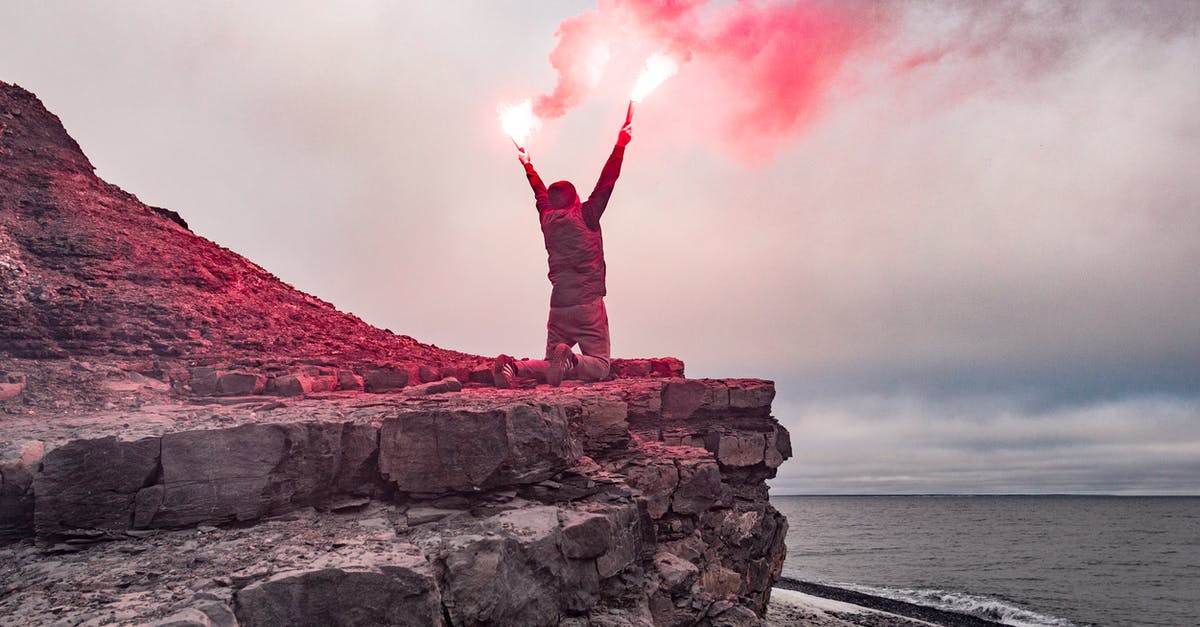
[2,1,1197,494]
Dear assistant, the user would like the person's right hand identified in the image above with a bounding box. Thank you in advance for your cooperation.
[617,123,632,147]
[517,146,531,165]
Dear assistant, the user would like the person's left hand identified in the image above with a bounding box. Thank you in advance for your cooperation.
[617,123,632,147]
[517,146,531,165]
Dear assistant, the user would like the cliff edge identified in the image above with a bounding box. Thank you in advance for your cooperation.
[0,83,791,626]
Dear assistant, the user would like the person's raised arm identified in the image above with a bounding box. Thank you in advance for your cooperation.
[582,122,632,228]
[518,145,550,213]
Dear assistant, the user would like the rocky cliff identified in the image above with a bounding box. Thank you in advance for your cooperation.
[0,83,790,626]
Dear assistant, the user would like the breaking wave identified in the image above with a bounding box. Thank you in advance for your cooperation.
[842,583,1077,627]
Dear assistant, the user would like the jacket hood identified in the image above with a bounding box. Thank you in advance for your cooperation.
[547,180,579,210]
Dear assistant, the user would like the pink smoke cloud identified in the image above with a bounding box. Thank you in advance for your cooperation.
[530,0,884,156]
[529,0,1200,162]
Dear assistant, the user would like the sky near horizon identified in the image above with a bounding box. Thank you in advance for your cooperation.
[2,1,1197,494]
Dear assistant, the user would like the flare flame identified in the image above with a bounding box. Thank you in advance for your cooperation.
[630,53,679,103]
[498,99,540,146]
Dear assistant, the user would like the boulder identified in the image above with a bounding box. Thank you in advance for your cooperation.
[267,373,336,397]
[378,404,579,493]
[403,377,462,397]
[135,422,379,528]
[267,374,308,397]
[188,367,218,395]
[363,366,408,392]
[34,436,160,536]
[136,424,285,527]
[215,371,266,396]
[234,546,443,627]
[336,370,364,391]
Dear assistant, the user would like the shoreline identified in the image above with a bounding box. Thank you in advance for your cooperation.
[769,577,1006,627]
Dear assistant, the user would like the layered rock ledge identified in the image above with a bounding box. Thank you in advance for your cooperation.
[1,82,793,626]
[1,377,789,626]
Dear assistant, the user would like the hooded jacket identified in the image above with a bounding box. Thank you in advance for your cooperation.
[523,145,625,307]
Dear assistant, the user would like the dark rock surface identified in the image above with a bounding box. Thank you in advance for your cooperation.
[3,380,790,625]
[0,82,794,626]
[379,403,580,493]
[234,544,445,627]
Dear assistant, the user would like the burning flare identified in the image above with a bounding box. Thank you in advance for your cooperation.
[498,99,541,147]
[630,52,679,103]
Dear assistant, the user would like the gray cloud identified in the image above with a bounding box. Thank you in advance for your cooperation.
[770,395,1200,494]
[1,1,1196,493]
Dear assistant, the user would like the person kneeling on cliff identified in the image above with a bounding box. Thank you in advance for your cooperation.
[493,120,632,388]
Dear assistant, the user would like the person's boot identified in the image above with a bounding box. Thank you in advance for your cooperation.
[492,354,517,389]
[546,343,574,387]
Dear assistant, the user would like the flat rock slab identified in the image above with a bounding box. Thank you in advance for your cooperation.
[0,497,643,627]
[0,378,773,448]
[2,378,785,542]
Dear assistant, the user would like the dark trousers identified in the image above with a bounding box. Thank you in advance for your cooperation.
[516,298,611,382]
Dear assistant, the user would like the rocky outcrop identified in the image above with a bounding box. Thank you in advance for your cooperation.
[0,82,792,626]
[2,379,789,625]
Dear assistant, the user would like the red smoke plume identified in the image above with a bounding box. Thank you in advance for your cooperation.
[531,0,884,156]
[530,1,1198,160]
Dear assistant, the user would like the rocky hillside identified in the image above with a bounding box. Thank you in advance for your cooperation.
[1,81,479,409]
[0,83,792,626]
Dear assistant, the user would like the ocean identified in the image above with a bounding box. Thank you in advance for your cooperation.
[770,496,1200,627]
